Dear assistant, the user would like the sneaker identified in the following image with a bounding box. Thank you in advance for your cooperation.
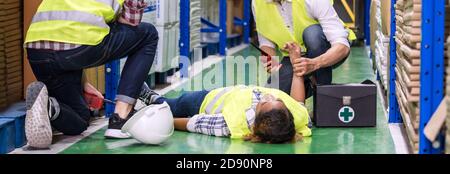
[25,81,53,149]
[104,110,136,139]
[139,83,162,105]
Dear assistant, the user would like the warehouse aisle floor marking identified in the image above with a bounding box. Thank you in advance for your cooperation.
[59,46,396,154]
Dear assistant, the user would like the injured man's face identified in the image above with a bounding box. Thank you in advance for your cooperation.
[255,94,287,116]
[252,93,297,144]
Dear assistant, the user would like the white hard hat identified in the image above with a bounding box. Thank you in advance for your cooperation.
[122,102,174,145]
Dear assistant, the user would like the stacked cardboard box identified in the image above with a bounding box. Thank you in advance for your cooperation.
[374,0,389,88]
[0,0,23,110]
[394,0,421,153]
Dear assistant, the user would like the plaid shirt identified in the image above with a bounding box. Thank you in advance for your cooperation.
[186,90,262,137]
[26,0,147,51]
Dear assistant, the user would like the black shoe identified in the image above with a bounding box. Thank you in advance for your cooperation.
[104,110,136,139]
[139,83,162,105]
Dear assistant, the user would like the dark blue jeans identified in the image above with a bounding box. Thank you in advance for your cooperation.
[26,22,159,135]
[271,24,348,98]
[155,91,210,117]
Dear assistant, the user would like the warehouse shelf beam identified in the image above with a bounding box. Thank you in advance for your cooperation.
[198,0,227,56]
[364,0,370,46]
[105,60,120,118]
[389,0,402,123]
[201,17,221,33]
[419,0,445,154]
[179,0,191,59]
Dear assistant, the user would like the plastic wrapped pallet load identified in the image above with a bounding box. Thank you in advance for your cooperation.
[142,0,180,73]
[190,0,202,49]
[395,0,421,153]
[375,31,389,87]
[372,0,390,89]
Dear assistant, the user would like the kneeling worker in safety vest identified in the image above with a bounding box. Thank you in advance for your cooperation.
[139,44,311,143]
[254,0,355,97]
[24,0,158,148]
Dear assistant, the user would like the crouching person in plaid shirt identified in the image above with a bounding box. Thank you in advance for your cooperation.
[24,0,158,148]
[140,44,312,144]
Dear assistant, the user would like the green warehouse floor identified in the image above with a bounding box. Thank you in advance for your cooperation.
[58,46,397,154]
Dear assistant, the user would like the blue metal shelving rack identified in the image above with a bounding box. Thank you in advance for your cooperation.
[418,0,445,154]
[364,0,371,46]
[105,60,120,118]
[389,0,402,123]
[388,0,446,154]
[180,0,251,58]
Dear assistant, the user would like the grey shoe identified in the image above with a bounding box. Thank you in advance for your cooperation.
[25,81,53,149]
[138,82,162,105]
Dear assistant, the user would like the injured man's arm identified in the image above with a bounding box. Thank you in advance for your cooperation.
[285,42,306,104]
[174,118,189,131]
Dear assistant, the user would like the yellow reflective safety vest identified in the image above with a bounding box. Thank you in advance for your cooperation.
[25,0,125,46]
[199,85,312,139]
[254,0,356,55]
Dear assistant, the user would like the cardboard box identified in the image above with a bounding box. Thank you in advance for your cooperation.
[232,0,244,35]
[381,0,391,36]
[370,0,378,54]
[314,80,377,127]
[226,0,234,35]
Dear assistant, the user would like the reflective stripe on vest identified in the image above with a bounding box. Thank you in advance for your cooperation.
[25,0,125,46]
[32,11,109,29]
[205,87,232,114]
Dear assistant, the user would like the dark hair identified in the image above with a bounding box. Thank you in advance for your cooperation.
[244,108,299,144]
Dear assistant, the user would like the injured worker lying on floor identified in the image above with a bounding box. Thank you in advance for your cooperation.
[138,43,312,144]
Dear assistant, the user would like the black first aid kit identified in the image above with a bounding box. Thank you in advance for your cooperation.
[313,80,377,127]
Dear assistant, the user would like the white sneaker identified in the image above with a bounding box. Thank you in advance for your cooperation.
[25,82,53,149]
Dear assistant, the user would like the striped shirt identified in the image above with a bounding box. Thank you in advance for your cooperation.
[25,0,147,51]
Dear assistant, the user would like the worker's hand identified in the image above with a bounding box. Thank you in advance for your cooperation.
[84,82,104,100]
[292,58,321,77]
